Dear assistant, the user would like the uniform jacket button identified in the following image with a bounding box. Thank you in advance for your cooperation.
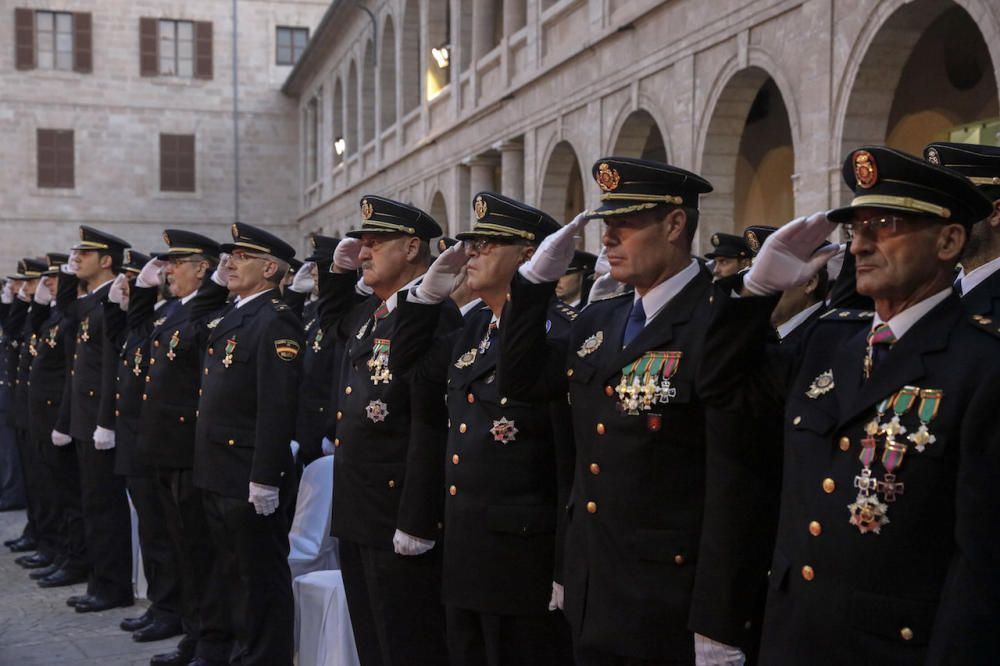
[466,393,475,404]
[801,565,815,581]
[345,386,352,395]
[334,438,341,447]
[452,454,460,465]
[228,439,235,446]
[839,436,850,451]
[808,521,822,536]
[605,385,614,397]
[822,478,835,493]
[596,423,605,435]
[459,423,467,433]
[336,410,343,421]
[792,415,802,425]
[673,554,685,565]
[586,501,597,514]
[900,627,913,641]
[590,463,600,475]
[179,416,185,423]
[388,480,396,488]
[449,485,457,496]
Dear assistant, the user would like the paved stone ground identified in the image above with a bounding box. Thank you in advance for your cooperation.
[0,509,175,665]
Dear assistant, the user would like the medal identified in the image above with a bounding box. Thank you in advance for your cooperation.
[454,349,477,369]
[805,369,835,399]
[615,351,682,415]
[311,327,324,353]
[46,325,59,349]
[166,330,180,361]
[577,331,604,357]
[79,317,90,342]
[365,399,388,423]
[907,389,942,452]
[478,322,497,355]
[848,494,890,534]
[367,338,392,384]
[132,347,143,377]
[153,316,167,328]
[28,334,38,357]
[490,417,518,444]
[207,317,222,329]
[222,337,237,368]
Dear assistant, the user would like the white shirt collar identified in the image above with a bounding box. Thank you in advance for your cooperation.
[180,288,199,305]
[460,298,483,317]
[960,255,1000,297]
[567,297,581,308]
[871,288,952,341]
[384,275,423,314]
[777,301,823,340]
[92,278,115,294]
[633,259,700,325]
[235,288,274,309]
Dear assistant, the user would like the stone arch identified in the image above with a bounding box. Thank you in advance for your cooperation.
[362,39,376,144]
[835,0,999,202]
[332,77,345,166]
[346,60,359,154]
[379,15,397,129]
[539,139,586,226]
[401,0,422,113]
[429,190,450,235]
[610,108,669,162]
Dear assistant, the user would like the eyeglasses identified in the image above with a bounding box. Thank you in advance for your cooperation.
[165,257,204,267]
[228,250,270,264]
[842,214,918,238]
[466,238,521,254]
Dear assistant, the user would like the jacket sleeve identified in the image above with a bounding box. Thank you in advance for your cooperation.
[281,287,308,319]
[498,274,567,402]
[53,314,77,435]
[97,300,127,431]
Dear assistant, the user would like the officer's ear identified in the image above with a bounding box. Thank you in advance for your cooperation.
[937,223,966,263]
[195,260,209,279]
[98,254,113,270]
[521,245,536,263]
[261,258,279,280]
[662,208,688,243]
[989,199,1000,230]
[404,236,421,261]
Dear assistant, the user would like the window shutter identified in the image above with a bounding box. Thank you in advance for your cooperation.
[194,21,212,80]
[73,12,92,73]
[15,8,35,70]
[139,17,157,76]
[160,134,196,192]
[37,129,74,189]
[56,130,75,188]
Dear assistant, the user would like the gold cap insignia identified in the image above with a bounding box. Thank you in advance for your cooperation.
[746,230,760,253]
[926,147,940,165]
[596,163,621,192]
[360,199,374,220]
[711,233,720,247]
[474,195,488,220]
[162,232,170,245]
[231,223,240,239]
[854,150,878,189]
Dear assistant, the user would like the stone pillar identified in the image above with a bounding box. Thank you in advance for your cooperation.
[495,139,524,200]
[503,0,526,36]
[466,155,498,199]
[472,0,497,61]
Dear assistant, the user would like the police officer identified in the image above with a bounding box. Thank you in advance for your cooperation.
[327,196,458,666]
[706,233,751,280]
[56,226,135,613]
[701,146,1000,664]
[924,142,1000,316]
[556,250,597,308]
[194,223,302,666]
[133,230,231,666]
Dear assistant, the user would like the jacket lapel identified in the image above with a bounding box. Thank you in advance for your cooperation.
[451,311,496,390]
[208,291,270,345]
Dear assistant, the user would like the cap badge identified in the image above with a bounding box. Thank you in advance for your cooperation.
[711,233,720,247]
[926,147,940,165]
[162,232,170,246]
[746,231,760,253]
[474,195,488,220]
[360,199,374,220]
[854,150,878,189]
[596,163,621,192]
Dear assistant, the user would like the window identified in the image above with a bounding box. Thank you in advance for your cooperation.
[139,18,212,79]
[37,129,74,189]
[160,134,195,192]
[305,97,320,184]
[276,26,308,66]
[14,8,91,72]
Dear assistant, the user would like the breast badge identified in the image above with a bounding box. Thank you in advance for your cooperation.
[805,369,834,399]
[577,331,604,358]
[366,399,388,423]
[490,417,518,444]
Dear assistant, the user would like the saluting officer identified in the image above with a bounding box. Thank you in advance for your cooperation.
[700,146,1000,664]
[327,196,458,666]
[705,233,751,280]
[133,229,231,666]
[56,226,135,613]
[924,142,1000,316]
[194,223,302,666]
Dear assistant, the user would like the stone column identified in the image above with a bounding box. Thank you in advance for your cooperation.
[495,139,524,200]
[472,0,497,61]
[465,155,498,200]
[503,0,526,36]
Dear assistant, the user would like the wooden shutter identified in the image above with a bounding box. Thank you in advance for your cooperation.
[139,17,157,76]
[73,12,92,73]
[161,134,196,192]
[15,8,35,70]
[37,129,74,189]
[194,21,212,80]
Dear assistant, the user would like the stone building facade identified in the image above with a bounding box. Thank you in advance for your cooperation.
[1,0,328,268]
[284,0,1000,254]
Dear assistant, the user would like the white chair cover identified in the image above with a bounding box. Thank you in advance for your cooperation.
[293,570,361,666]
[288,455,339,579]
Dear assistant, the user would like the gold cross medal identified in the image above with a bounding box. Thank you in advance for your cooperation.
[166,330,180,361]
[367,338,392,384]
[46,325,59,349]
[577,331,603,358]
[222,337,237,368]
[79,317,90,342]
[311,327,324,353]
[805,369,834,399]
[906,388,942,452]
[28,334,38,357]
[132,346,143,377]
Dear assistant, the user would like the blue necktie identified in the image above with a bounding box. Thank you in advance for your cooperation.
[622,299,646,347]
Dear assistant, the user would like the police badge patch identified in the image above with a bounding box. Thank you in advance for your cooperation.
[274,339,300,361]
[805,369,834,399]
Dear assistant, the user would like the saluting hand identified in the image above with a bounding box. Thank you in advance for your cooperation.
[409,241,469,305]
[333,238,363,273]
[135,258,166,289]
[519,210,592,284]
[743,211,840,296]
[290,262,316,294]
[108,273,130,310]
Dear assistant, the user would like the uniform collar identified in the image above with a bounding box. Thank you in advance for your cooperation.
[633,258,700,325]
[180,288,199,305]
[777,301,823,340]
[235,288,274,309]
[871,287,951,341]
[384,274,423,314]
[960,255,1000,297]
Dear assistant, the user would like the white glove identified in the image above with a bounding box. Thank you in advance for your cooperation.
[392,529,435,556]
[321,436,335,456]
[825,243,848,282]
[594,245,611,275]
[60,262,76,275]
[743,212,840,296]
[548,581,564,611]
[34,279,54,306]
[212,254,233,287]
[519,211,592,284]
[51,430,72,447]
[1,281,13,304]
[249,482,280,515]
[333,238,363,273]
[108,273,130,310]
[694,633,746,666]
[409,242,469,305]
[289,262,316,294]
[355,276,374,297]
[135,258,166,288]
[16,283,32,302]
[290,439,300,460]
[93,426,116,450]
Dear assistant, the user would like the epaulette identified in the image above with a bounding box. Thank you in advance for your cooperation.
[969,313,1000,339]
[271,298,290,312]
[552,301,578,321]
[819,308,875,321]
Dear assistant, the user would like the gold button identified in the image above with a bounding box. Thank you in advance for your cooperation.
[459,423,467,433]
[145,376,151,383]
[204,368,209,375]
[208,348,214,355]
[500,397,507,405]
[142,394,147,401]
[801,565,815,581]
[467,393,475,404]
[596,423,605,435]
[88,390,95,397]
[452,454,460,465]
[116,392,120,399]
[46,400,52,406]
[334,438,341,447]
[345,386,352,395]
[123,361,128,367]
[154,340,160,348]
[179,416,185,423]
[808,521,822,536]
[839,436,850,451]
[388,480,396,488]
[586,501,597,513]
[336,410,343,421]
[319,406,325,412]
[590,463,600,475]
[149,358,155,365]
[605,385,614,397]
[566,368,574,377]
[198,389,203,396]
[673,554,685,565]
[793,416,802,425]
[900,627,913,641]
[449,485,457,496]
[822,478,835,493]
[195,410,199,417]
[228,439,235,446]
[114,409,120,416]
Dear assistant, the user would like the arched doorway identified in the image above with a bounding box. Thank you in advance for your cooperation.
[401,0,421,113]
[346,60,359,155]
[612,110,668,162]
[361,39,376,143]
[539,141,585,226]
[379,16,396,129]
[429,191,450,235]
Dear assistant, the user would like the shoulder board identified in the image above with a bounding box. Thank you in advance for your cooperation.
[587,290,633,305]
[271,299,290,312]
[969,313,1000,339]
[553,302,578,321]
[819,308,874,321]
